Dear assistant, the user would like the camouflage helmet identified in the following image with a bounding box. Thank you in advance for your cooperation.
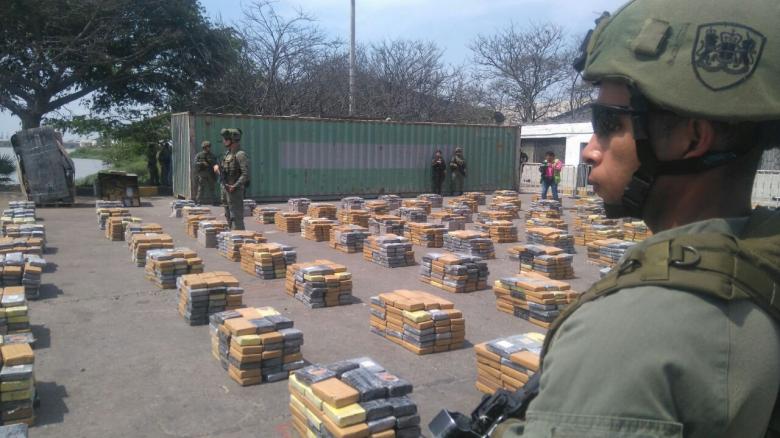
[578,0,780,121]
[201,140,211,148]
[220,128,242,141]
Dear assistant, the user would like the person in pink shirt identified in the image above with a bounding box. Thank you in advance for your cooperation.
[539,151,563,201]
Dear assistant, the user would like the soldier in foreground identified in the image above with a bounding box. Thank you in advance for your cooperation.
[193,140,216,205]
[431,0,780,436]
[214,128,250,230]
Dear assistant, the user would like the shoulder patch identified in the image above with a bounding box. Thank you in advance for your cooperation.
[692,22,766,91]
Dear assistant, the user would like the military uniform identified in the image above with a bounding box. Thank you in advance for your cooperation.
[220,145,250,231]
[431,155,446,195]
[146,144,159,186]
[449,150,466,196]
[194,148,216,205]
[495,212,780,437]
[158,142,172,187]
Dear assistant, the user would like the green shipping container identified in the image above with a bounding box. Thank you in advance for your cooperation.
[171,113,520,201]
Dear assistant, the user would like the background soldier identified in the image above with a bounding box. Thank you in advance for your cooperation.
[448,147,466,196]
[146,142,159,186]
[157,140,172,186]
[476,1,780,437]
[193,140,216,205]
[431,149,446,195]
[214,128,250,230]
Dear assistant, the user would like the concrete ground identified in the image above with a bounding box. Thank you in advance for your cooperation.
[15,193,602,438]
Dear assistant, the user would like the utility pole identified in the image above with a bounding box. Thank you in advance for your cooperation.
[349,0,356,116]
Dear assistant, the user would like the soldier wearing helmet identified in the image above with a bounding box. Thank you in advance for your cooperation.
[432,1,780,437]
[214,128,250,230]
[193,140,217,205]
[449,147,467,196]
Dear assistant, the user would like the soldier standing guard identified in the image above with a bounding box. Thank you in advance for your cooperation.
[193,140,217,205]
[214,128,250,230]
[449,147,467,196]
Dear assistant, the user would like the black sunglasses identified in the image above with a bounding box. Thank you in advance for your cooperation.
[590,103,644,138]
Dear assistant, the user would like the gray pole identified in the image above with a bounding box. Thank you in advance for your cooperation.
[349,0,356,116]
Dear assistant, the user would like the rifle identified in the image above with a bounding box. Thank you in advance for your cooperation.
[429,373,540,437]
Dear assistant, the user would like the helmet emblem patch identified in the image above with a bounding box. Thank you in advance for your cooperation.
[692,22,766,91]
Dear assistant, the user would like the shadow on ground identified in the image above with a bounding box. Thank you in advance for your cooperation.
[34,381,69,426]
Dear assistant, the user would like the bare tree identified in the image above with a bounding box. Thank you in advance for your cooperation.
[470,22,571,123]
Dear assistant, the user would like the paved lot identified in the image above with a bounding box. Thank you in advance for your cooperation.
[13,193,602,437]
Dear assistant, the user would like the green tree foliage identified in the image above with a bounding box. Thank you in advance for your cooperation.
[0,154,16,183]
[0,0,238,129]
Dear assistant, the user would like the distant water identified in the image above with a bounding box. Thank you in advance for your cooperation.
[0,146,108,183]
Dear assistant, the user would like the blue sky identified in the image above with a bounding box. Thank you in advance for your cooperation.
[0,0,626,139]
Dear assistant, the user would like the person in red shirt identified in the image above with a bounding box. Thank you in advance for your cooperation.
[539,151,563,200]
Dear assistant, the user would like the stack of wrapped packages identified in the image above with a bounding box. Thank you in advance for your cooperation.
[443,205,473,223]
[464,192,487,206]
[368,215,405,236]
[493,272,578,328]
[475,220,518,243]
[582,223,624,245]
[429,212,466,231]
[398,207,427,224]
[363,235,415,268]
[526,227,576,254]
[289,357,420,438]
[185,214,215,238]
[307,204,338,220]
[405,223,447,248]
[3,225,45,243]
[1,286,31,334]
[401,200,431,215]
[170,199,196,217]
[96,207,130,231]
[477,210,515,224]
[448,197,478,214]
[444,230,496,259]
[210,306,305,385]
[365,200,390,216]
[340,197,365,211]
[145,248,204,289]
[417,193,443,208]
[525,199,562,220]
[419,252,489,293]
[507,244,575,280]
[474,332,543,395]
[369,290,465,355]
[105,216,141,241]
[288,198,312,214]
[526,216,569,232]
[1,204,35,226]
[275,211,305,233]
[0,254,46,300]
[493,189,518,197]
[177,272,243,326]
[301,217,338,242]
[124,223,163,243]
[378,195,402,211]
[337,209,370,228]
[181,206,212,221]
[587,239,637,268]
[623,221,652,242]
[240,242,297,279]
[329,225,370,253]
[573,215,618,245]
[0,337,36,426]
[95,200,123,209]
[0,238,43,258]
[253,206,280,224]
[217,231,266,261]
[285,260,353,308]
[197,220,230,248]
[129,233,174,267]
[489,201,521,219]
[243,199,257,217]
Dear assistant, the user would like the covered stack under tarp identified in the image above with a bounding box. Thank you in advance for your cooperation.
[11,127,75,205]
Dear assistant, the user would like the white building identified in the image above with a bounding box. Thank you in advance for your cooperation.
[520,121,592,166]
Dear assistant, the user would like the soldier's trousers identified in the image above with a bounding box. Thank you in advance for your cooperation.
[195,175,215,205]
[221,186,245,230]
[432,174,445,195]
[450,173,465,196]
